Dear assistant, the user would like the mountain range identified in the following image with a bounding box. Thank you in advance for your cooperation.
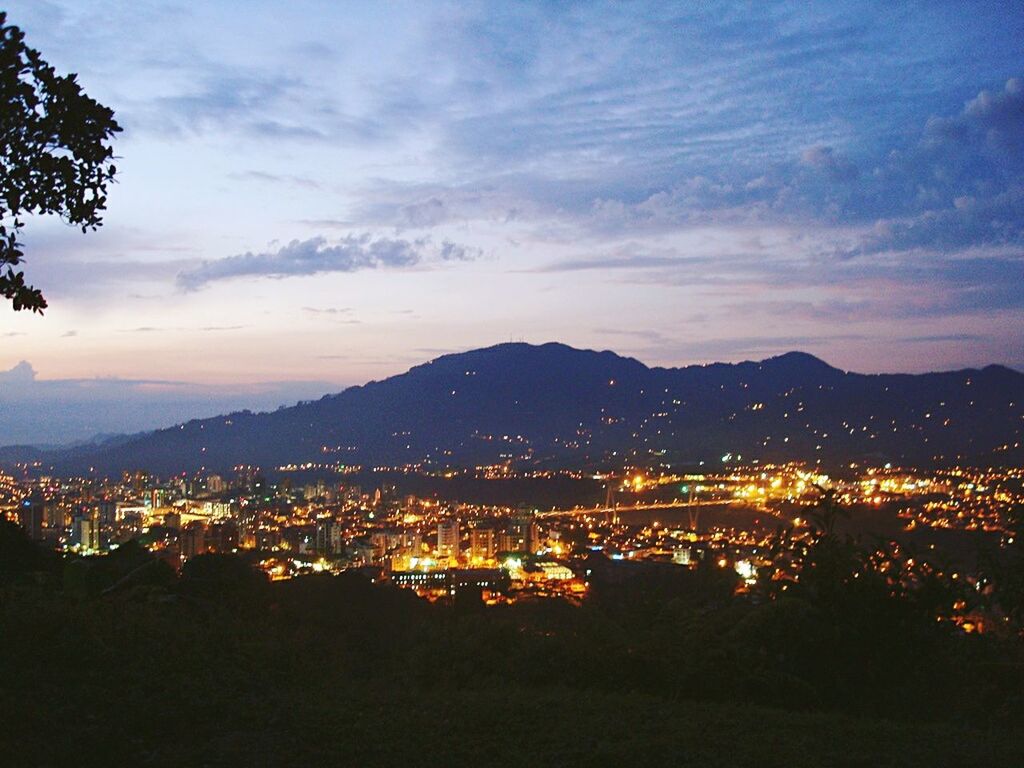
[3,342,1022,475]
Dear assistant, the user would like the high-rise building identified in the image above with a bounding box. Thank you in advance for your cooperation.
[18,495,44,541]
[206,520,239,552]
[315,518,343,555]
[496,531,515,554]
[181,521,207,560]
[469,525,495,562]
[75,512,101,551]
[96,500,118,525]
[437,519,460,559]
[43,501,66,530]
[508,512,540,554]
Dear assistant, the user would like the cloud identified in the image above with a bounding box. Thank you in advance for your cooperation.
[399,197,449,228]
[530,253,695,273]
[592,328,673,346]
[303,306,352,315]
[176,235,481,290]
[117,325,247,333]
[438,240,481,261]
[800,145,859,181]
[0,363,343,446]
[230,170,323,190]
[302,307,360,324]
[928,77,1024,153]
[0,360,37,384]
[647,334,871,362]
[131,68,391,145]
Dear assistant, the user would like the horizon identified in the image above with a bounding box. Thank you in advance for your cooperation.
[3,339,1021,448]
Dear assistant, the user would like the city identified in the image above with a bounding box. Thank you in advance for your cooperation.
[3,1,1024,765]
[5,460,1020,630]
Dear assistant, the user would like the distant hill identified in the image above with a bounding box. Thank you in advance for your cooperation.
[6,343,1023,475]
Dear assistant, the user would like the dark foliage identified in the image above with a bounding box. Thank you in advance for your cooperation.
[0,517,58,578]
[1,531,1022,768]
[0,11,120,312]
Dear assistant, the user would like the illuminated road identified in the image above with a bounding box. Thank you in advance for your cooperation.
[538,498,739,519]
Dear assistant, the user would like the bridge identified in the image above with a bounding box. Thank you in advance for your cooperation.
[537,498,738,520]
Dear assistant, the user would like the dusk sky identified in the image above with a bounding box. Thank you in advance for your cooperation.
[1,1,1023,443]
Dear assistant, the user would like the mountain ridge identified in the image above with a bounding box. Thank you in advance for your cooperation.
[3,343,1023,475]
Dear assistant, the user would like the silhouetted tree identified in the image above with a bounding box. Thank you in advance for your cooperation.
[0,517,47,577]
[982,503,1024,632]
[807,484,849,538]
[0,12,120,312]
[179,552,268,604]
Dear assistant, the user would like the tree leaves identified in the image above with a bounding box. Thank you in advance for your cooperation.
[0,11,121,313]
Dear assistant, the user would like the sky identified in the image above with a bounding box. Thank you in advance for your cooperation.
[1,1,1023,444]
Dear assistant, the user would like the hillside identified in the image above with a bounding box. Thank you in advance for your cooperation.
[10,342,1024,475]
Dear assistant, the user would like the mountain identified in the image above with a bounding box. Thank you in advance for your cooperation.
[7,343,1024,475]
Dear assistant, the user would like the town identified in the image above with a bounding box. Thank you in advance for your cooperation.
[4,461,1019,628]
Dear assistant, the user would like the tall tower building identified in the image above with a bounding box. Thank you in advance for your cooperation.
[437,519,460,559]
[469,525,495,563]
[18,495,44,541]
[75,512,102,551]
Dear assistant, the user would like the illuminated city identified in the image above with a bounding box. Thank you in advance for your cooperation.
[2,1,1024,764]
[4,461,1021,627]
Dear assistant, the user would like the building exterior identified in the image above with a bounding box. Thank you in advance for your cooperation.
[75,513,102,551]
[469,525,495,562]
[505,512,541,554]
[18,495,45,541]
[180,521,207,559]
[315,518,343,555]
[206,474,226,494]
[437,519,460,559]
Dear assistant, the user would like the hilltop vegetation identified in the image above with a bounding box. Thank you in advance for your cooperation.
[2,519,1023,766]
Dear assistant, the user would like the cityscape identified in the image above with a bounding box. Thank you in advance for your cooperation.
[4,458,1021,623]
[2,1,1024,765]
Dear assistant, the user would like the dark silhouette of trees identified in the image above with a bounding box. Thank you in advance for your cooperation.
[0,517,52,577]
[981,503,1024,632]
[807,484,849,538]
[0,11,120,312]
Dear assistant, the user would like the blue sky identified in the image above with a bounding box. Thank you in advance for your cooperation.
[1,1,1022,443]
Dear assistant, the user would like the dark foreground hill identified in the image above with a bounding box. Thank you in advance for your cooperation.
[1,525,1022,768]
[12,342,1024,474]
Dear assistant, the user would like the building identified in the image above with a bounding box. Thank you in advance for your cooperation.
[96,500,118,525]
[206,520,239,552]
[181,521,207,560]
[315,518,343,556]
[505,512,541,554]
[75,512,102,551]
[469,525,495,562]
[533,561,575,581]
[390,568,510,594]
[437,519,460,559]
[18,495,44,541]
[43,501,66,530]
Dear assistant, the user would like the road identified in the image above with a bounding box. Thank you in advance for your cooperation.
[538,498,739,519]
